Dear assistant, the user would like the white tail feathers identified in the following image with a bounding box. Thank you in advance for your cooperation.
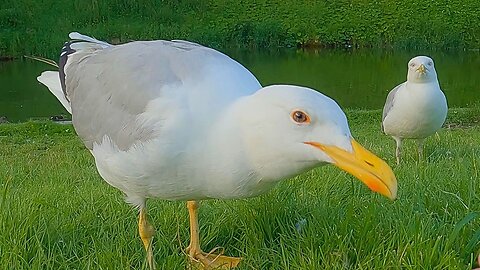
[37,71,72,114]
[68,32,111,51]
[36,32,111,115]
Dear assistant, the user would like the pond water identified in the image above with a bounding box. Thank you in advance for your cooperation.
[1,49,479,122]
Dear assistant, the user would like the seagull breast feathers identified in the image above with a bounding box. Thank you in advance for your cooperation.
[382,80,447,138]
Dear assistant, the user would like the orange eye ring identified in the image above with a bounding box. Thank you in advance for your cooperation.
[291,110,311,124]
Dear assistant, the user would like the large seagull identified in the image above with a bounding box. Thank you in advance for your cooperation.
[37,33,397,269]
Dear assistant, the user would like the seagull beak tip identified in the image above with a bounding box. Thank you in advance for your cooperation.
[306,139,398,200]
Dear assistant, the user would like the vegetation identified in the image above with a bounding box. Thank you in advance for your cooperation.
[1,0,480,58]
[1,108,479,269]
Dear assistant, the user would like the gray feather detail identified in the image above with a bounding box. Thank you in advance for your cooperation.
[65,42,162,151]
[59,41,76,101]
[169,40,204,50]
[59,34,112,102]
[64,39,257,151]
[381,83,402,132]
[69,32,111,47]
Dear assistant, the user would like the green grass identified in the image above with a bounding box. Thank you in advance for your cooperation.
[1,0,480,58]
[1,108,479,269]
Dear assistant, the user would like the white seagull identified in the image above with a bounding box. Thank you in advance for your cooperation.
[382,56,448,164]
[37,33,397,269]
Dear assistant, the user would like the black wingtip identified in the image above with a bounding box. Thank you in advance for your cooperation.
[58,41,78,102]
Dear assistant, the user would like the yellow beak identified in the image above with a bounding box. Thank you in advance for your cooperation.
[305,139,397,200]
[417,64,426,74]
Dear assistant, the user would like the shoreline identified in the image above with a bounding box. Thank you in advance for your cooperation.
[2,1,479,58]
[2,107,478,127]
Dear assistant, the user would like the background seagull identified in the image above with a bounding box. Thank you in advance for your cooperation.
[37,32,397,269]
[382,56,448,164]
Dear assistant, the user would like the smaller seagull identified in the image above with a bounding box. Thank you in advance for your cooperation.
[382,56,448,164]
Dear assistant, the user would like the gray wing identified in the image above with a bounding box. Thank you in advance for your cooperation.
[65,42,166,151]
[64,41,204,151]
[63,39,260,151]
[381,83,403,132]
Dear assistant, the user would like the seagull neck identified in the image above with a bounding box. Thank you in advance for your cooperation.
[193,97,278,198]
[206,96,317,184]
[406,78,438,86]
[204,97,251,170]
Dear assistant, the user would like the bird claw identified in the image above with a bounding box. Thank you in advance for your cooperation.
[187,246,241,269]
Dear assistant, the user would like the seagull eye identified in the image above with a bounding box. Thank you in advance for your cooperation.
[428,62,433,66]
[409,63,416,68]
[291,110,310,124]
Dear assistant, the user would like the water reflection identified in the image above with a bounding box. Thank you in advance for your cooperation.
[0,49,479,122]
[0,60,67,122]
[232,48,480,109]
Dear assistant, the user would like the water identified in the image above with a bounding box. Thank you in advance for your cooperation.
[0,60,67,122]
[234,49,480,109]
[1,49,479,122]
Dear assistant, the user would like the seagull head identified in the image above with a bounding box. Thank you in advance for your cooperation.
[237,85,397,200]
[407,56,437,83]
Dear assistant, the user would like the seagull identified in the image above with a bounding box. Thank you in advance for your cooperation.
[382,56,448,164]
[37,32,397,269]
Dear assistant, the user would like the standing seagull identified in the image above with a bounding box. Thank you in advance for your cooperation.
[382,56,448,164]
[37,33,397,269]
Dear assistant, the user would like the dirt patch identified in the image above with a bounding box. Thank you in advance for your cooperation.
[444,118,480,129]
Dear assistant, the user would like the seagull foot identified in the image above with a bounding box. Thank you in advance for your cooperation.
[139,208,156,270]
[187,247,241,269]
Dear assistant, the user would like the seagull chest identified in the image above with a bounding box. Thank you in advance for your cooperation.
[383,83,447,139]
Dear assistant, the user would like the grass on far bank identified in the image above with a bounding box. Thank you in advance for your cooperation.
[1,0,480,58]
[0,108,479,269]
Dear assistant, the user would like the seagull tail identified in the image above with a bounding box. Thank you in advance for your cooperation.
[36,32,112,115]
[37,71,72,114]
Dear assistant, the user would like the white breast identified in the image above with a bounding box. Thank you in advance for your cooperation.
[383,82,447,139]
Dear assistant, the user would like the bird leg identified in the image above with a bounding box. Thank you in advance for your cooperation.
[393,137,402,165]
[186,200,241,269]
[139,207,156,270]
[416,138,425,162]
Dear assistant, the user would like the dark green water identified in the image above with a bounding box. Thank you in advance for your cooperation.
[1,49,479,122]
[235,49,480,109]
[0,60,67,122]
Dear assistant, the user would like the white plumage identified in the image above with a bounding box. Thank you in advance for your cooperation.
[382,56,448,164]
[37,71,72,113]
[38,33,397,269]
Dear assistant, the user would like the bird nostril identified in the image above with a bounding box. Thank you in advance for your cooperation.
[365,160,375,167]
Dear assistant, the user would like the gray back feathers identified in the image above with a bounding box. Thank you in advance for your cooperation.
[381,84,402,132]
[61,36,260,151]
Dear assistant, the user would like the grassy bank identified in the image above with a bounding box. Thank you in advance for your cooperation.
[1,0,480,58]
[1,108,479,269]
